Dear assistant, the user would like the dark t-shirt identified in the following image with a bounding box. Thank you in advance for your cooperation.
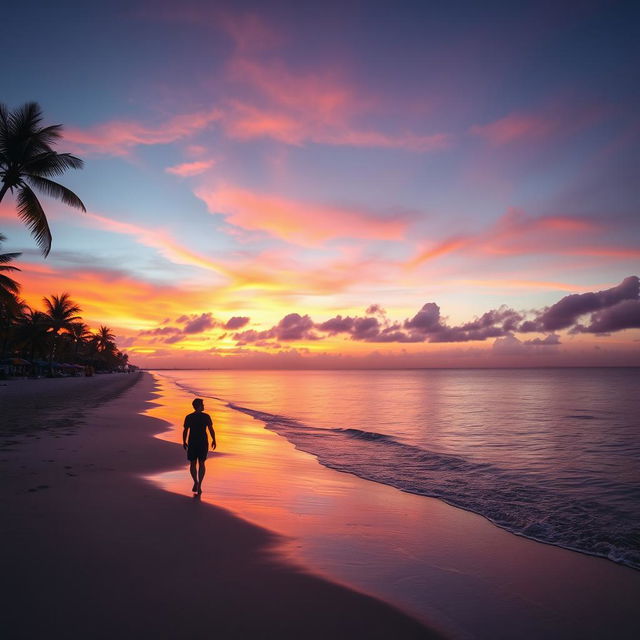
[184,411,213,444]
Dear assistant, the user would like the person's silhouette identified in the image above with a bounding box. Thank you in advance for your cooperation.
[182,398,216,495]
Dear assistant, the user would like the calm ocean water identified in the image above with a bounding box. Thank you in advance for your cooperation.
[157,368,640,570]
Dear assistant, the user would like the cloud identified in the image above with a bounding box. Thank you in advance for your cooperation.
[224,316,250,330]
[469,104,604,147]
[366,304,386,316]
[573,299,640,334]
[196,186,409,246]
[183,312,216,334]
[534,276,639,331]
[234,312,319,344]
[166,160,215,176]
[238,277,638,348]
[408,208,634,268]
[470,113,555,145]
[64,109,222,155]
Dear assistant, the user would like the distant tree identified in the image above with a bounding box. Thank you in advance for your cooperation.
[43,293,81,365]
[14,308,50,362]
[0,102,86,257]
[67,321,91,359]
[93,325,116,353]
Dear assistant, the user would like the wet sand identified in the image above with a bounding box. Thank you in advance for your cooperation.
[0,372,437,639]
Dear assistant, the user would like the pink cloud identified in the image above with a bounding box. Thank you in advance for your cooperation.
[64,109,222,155]
[470,104,606,147]
[221,53,450,152]
[166,160,215,177]
[409,208,634,267]
[196,186,409,246]
[470,113,554,145]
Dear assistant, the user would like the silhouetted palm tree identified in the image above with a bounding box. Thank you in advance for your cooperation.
[0,233,21,309]
[14,308,50,362]
[67,321,91,359]
[0,102,86,256]
[93,325,116,353]
[43,293,81,365]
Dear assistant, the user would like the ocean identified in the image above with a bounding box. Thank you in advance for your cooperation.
[156,367,640,570]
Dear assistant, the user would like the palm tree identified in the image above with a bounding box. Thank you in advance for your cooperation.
[0,233,21,309]
[67,321,91,359]
[14,308,50,363]
[0,102,86,257]
[0,234,22,357]
[43,293,81,366]
[93,325,116,353]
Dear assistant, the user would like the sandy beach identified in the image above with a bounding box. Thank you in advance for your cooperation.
[3,371,639,639]
[1,372,437,639]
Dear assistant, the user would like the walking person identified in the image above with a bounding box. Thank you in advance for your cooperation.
[183,398,216,495]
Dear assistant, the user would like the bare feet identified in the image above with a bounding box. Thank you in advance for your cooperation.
[197,485,202,495]
[192,482,198,492]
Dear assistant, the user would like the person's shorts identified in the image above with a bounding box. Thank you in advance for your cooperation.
[187,441,208,461]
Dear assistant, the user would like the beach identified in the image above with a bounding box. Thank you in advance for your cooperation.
[0,372,436,639]
[2,370,639,639]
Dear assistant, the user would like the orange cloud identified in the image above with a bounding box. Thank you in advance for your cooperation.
[64,109,222,155]
[79,211,394,299]
[166,160,216,176]
[197,186,409,246]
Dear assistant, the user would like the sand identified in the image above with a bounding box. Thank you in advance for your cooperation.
[0,372,437,639]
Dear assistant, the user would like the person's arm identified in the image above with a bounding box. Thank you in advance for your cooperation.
[208,416,216,450]
[182,417,189,450]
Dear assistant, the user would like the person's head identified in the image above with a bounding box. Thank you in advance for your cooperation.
[192,398,204,411]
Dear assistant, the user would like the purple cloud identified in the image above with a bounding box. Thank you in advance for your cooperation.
[273,313,318,341]
[183,313,216,334]
[232,275,639,348]
[573,299,640,334]
[404,302,442,333]
[225,316,250,330]
[535,276,639,331]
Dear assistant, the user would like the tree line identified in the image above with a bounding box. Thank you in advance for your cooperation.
[0,248,130,373]
[1,102,131,374]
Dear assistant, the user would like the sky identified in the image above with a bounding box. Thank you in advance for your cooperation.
[2,0,639,368]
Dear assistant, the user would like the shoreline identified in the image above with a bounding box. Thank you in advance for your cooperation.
[1,371,438,639]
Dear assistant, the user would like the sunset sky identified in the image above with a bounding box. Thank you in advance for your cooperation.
[2,0,639,368]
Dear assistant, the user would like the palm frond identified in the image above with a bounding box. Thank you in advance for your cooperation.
[35,124,63,146]
[26,151,84,176]
[16,184,53,256]
[25,175,86,211]
[0,252,22,265]
[8,102,43,138]
[0,273,21,294]
[0,103,9,152]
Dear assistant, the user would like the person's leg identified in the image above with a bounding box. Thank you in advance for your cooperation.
[190,460,198,492]
[197,459,206,493]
